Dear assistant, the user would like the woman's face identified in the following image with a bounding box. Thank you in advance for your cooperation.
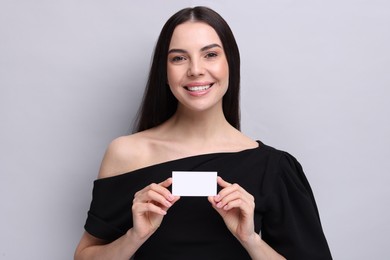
[167,21,229,113]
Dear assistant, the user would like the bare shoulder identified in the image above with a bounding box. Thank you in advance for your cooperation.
[97,133,149,179]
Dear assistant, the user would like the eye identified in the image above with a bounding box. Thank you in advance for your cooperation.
[205,52,218,59]
[170,56,186,63]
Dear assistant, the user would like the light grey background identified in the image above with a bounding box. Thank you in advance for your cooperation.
[1,0,389,259]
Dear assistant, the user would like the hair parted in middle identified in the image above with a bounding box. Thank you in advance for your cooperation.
[134,6,241,132]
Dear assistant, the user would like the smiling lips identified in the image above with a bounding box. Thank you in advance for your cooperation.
[185,83,214,92]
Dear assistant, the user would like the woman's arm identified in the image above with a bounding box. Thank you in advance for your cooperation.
[208,177,285,260]
[75,177,179,260]
[238,233,286,260]
[74,229,145,260]
[74,137,179,259]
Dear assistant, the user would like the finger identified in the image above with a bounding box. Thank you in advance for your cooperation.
[136,181,174,202]
[216,182,253,202]
[217,176,231,188]
[159,178,181,203]
[214,183,242,202]
[170,195,181,204]
[216,177,248,199]
[221,197,255,212]
[208,195,217,207]
[213,177,232,203]
[144,189,174,208]
[215,190,242,209]
[132,201,167,215]
[158,178,177,201]
[208,196,229,217]
[159,177,173,188]
[215,189,254,210]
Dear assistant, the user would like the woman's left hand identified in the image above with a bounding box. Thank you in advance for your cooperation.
[208,176,256,242]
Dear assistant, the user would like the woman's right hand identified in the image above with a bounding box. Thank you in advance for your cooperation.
[130,178,180,240]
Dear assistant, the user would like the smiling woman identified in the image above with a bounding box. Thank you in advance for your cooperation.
[74,6,332,260]
[167,22,229,111]
[135,6,241,132]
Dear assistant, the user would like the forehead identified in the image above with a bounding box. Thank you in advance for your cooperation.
[169,21,222,49]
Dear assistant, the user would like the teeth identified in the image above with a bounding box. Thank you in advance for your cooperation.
[187,85,211,92]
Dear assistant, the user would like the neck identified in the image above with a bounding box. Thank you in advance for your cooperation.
[162,105,236,144]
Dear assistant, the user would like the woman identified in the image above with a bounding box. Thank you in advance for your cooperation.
[75,6,332,260]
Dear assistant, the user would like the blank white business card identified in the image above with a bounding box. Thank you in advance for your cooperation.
[172,171,217,196]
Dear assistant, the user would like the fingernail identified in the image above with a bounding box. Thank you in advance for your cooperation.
[214,195,220,201]
[165,201,172,207]
[168,194,174,201]
[217,202,223,208]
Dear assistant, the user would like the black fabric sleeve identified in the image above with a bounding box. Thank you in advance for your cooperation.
[84,211,125,241]
[83,178,134,242]
[262,152,332,260]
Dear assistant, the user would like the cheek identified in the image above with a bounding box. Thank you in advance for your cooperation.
[167,66,184,86]
[213,62,229,84]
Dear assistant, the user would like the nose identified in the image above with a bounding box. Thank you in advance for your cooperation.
[187,58,204,77]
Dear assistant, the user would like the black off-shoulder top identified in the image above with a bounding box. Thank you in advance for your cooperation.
[84,142,332,259]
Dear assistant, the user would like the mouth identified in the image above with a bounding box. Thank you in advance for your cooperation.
[184,83,214,92]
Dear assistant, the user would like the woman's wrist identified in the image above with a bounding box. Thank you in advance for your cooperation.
[239,233,285,260]
[125,228,150,245]
[239,232,261,250]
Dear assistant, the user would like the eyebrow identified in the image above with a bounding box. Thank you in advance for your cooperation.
[168,43,222,54]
